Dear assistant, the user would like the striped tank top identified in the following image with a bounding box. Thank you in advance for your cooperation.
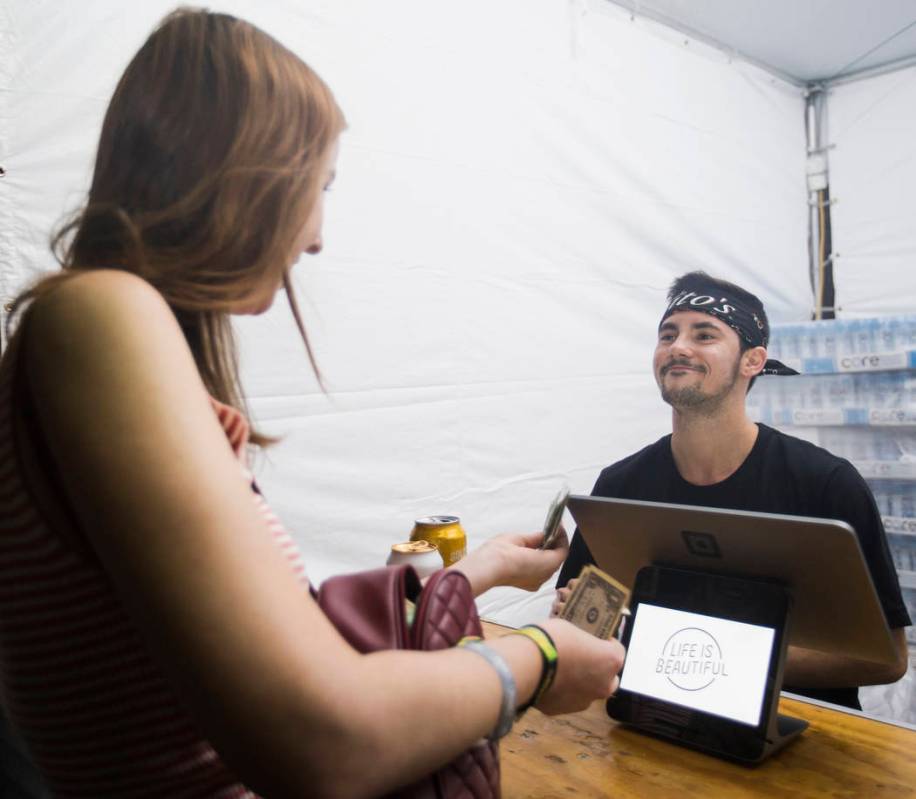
[0,331,308,798]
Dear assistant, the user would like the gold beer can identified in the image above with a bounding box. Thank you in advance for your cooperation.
[386,540,442,579]
[410,515,467,566]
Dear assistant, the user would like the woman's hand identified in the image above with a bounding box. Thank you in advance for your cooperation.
[550,577,579,617]
[530,618,626,715]
[450,527,570,596]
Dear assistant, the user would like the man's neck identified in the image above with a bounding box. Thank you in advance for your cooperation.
[669,401,759,487]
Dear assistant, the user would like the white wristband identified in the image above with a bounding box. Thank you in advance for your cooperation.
[458,639,516,741]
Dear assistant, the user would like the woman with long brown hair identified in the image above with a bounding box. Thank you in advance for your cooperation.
[0,8,624,797]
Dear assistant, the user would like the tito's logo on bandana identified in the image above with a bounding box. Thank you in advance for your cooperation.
[660,284,768,349]
[656,627,729,691]
[665,291,736,316]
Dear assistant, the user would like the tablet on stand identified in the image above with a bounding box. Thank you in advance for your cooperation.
[609,565,802,763]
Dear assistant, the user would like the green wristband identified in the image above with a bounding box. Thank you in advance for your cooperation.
[512,624,558,712]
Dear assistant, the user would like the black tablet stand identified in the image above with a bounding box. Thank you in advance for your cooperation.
[747,610,809,763]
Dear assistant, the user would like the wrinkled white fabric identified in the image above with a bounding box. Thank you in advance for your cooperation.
[0,1,809,627]
[828,63,916,318]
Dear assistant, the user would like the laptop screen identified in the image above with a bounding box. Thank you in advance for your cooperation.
[619,603,776,727]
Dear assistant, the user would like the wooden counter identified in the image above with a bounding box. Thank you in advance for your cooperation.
[482,622,916,798]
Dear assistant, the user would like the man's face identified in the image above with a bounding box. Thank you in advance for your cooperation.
[654,310,744,411]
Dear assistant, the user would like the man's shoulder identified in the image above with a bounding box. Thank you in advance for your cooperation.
[593,435,671,495]
[757,423,855,482]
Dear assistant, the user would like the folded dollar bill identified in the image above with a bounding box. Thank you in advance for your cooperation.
[539,486,569,550]
[559,564,630,640]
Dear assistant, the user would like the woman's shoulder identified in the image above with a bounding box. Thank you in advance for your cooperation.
[22,269,206,423]
[25,270,181,364]
[30,270,170,332]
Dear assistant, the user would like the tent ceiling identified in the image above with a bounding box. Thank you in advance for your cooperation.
[610,0,916,85]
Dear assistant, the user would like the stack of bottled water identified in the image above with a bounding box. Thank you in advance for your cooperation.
[766,315,916,368]
[871,481,916,532]
[748,372,916,427]
[750,317,916,458]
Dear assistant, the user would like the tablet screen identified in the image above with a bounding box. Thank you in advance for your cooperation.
[619,603,776,726]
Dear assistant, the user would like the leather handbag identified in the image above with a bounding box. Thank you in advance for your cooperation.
[315,565,501,799]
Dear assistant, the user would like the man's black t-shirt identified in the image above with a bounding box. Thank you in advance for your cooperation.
[558,423,911,710]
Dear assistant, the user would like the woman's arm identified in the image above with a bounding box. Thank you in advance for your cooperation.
[450,529,571,597]
[25,271,622,799]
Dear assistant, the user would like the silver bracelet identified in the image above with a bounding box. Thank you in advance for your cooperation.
[458,638,516,741]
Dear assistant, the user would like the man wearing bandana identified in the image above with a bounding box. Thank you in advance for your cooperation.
[556,271,911,710]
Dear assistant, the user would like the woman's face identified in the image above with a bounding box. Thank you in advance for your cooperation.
[238,139,339,315]
[289,139,339,264]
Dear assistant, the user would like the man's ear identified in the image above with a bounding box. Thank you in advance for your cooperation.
[742,346,767,378]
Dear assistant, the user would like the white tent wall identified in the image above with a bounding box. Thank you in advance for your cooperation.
[0,0,809,624]
[827,64,916,317]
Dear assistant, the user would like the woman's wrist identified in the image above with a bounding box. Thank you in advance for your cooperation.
[448,545,503,596]
[485,633,542,711]
[457,637,516,739]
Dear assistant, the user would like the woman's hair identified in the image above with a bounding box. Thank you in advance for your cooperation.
[9,7,345,445]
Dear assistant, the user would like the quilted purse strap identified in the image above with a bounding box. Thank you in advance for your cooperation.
[411,568,482,650]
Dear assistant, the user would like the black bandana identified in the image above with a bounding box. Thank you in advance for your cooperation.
[660,280,799,377]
